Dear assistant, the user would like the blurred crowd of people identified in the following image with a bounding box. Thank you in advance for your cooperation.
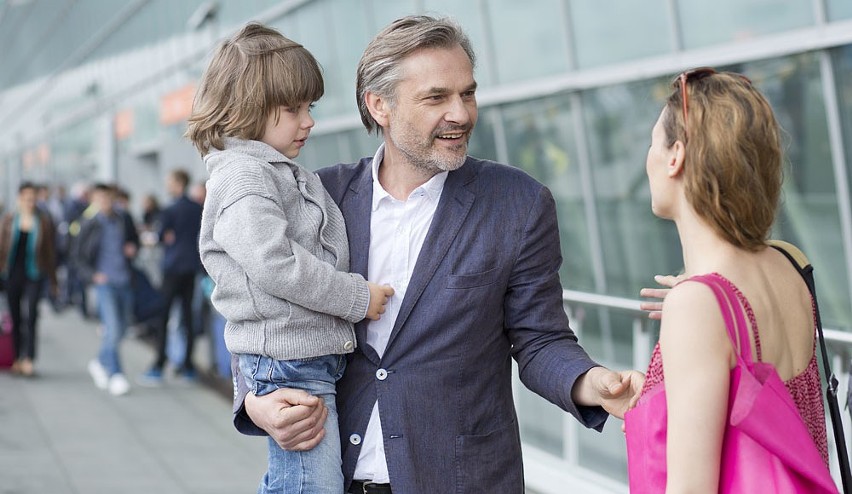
[0,171,222,396]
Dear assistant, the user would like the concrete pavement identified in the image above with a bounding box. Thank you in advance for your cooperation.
[0,305,267,494]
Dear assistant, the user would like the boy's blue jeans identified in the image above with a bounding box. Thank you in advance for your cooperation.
[239,353,346,494]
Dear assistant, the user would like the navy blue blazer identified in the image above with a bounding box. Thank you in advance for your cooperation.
[159,195,202,275]
[234,155,607,493]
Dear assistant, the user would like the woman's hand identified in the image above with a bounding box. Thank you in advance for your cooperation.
[639,274,685,320]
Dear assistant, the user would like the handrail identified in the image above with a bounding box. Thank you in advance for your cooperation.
[562,289,851,345]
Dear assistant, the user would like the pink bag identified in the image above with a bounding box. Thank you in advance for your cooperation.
[625,273,839,493]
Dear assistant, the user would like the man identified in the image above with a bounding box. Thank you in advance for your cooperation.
[76,184,139,396]
[140,169,203,383]
[235,16,643,493]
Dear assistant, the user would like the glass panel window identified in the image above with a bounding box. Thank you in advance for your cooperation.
[468,107,498,162]
[500,95,596,292]
[422,0,494,87]
[582,78,683,298]
[366,0,417,33]
[747,54,852,330]
[485,0,571,84]
[677,0,814,49]
[827,0,852,21]
[569,0,673,68]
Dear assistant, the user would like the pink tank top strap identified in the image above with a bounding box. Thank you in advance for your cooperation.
[684,273,754,364]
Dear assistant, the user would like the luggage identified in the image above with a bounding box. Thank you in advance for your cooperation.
[0,310,14,368]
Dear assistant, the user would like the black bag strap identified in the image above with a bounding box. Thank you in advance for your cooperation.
[769,239,852,493]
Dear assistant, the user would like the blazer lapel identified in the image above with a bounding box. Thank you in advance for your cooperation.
[384,160,477,353]
[338,164,377,362]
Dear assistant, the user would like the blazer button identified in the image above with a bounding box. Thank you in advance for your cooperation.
[376,368,388,381]
[349,433,361,445]
[343,340,354,351]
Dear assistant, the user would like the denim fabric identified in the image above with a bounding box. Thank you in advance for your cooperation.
[95,282,133,375]
[239,353,345,494]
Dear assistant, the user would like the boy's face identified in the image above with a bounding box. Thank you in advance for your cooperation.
[260,103,315,159]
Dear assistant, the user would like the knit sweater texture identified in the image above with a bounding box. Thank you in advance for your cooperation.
[199,138,368,360]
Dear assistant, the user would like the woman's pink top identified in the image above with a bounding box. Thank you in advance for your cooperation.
[640,273,829,464]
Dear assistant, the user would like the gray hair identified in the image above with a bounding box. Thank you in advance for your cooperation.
[356,15,476,134]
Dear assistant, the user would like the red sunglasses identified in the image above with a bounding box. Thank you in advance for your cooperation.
[673,67,751,141]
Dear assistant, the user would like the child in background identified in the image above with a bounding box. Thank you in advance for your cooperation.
[186,23,393,494]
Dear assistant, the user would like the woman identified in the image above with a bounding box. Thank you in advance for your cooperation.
[0,182,57,376]
[628,69,835,492]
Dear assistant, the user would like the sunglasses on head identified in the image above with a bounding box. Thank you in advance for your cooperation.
[672,67,752,141]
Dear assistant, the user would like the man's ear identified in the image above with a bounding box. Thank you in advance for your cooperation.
[365,91,390,129]
[669,140,686,178]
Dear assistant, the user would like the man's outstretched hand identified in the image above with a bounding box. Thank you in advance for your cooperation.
[573,366,645,419]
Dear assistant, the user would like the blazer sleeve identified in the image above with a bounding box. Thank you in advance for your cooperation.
[505,185,608,431]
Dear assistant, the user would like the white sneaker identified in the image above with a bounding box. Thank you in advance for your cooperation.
[87,359,109,390]
[108,373,130,396]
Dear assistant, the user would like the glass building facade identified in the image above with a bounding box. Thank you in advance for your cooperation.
[2,1,852,492]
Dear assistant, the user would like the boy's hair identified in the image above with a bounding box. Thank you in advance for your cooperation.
[186,22,324,156]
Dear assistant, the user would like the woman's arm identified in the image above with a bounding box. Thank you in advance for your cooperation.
[659,281,733,493]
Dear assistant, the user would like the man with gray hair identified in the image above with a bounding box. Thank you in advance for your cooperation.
[234,15,643,493]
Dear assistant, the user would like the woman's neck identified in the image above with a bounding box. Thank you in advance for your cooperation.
[675,211,741,276]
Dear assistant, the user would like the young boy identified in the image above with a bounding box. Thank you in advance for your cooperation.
[186,23,392,493]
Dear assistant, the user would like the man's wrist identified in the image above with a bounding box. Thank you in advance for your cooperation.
[571,365,604,407]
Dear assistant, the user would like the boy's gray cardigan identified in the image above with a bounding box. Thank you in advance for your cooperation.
[199,138,369,360]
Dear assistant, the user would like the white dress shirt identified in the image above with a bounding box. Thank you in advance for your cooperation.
[352,144,448,483]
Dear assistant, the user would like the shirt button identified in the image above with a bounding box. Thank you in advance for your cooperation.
[376,368,388,381]
[343,340,354,351]
[349,433,361,445]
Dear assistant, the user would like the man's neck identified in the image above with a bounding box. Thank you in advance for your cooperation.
[378,147,440,201]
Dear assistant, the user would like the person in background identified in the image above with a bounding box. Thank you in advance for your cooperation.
[237,16,643,493]
[76,183,139,396]
[139,169,203,383]
[140,194,161,233]
[114,187,131,212]
[0,182,58,377]
[629,68,835,492]
[189,182,206,206]
[66,182,94,319]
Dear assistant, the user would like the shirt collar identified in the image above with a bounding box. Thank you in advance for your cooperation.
[370,143,449,211]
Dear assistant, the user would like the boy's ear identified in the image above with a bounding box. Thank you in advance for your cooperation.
[364,91,390,129]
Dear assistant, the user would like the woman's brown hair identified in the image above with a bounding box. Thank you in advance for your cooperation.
[185,23,324,156]
[662,71,783,251]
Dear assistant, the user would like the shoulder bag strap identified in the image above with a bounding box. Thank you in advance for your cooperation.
[769,239,852,493]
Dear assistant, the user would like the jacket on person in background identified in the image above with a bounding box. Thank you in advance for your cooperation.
[73,211,139,284]
[0,211,58,290]
[159,195,202,275]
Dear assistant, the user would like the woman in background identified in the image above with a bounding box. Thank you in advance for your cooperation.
[0,181,57,376]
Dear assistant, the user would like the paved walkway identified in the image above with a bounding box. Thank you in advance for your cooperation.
[0,305,267,494]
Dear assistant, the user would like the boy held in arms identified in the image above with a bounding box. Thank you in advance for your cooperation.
[186,23,393,494]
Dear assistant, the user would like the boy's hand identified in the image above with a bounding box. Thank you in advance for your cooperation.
[366,283,394,320]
